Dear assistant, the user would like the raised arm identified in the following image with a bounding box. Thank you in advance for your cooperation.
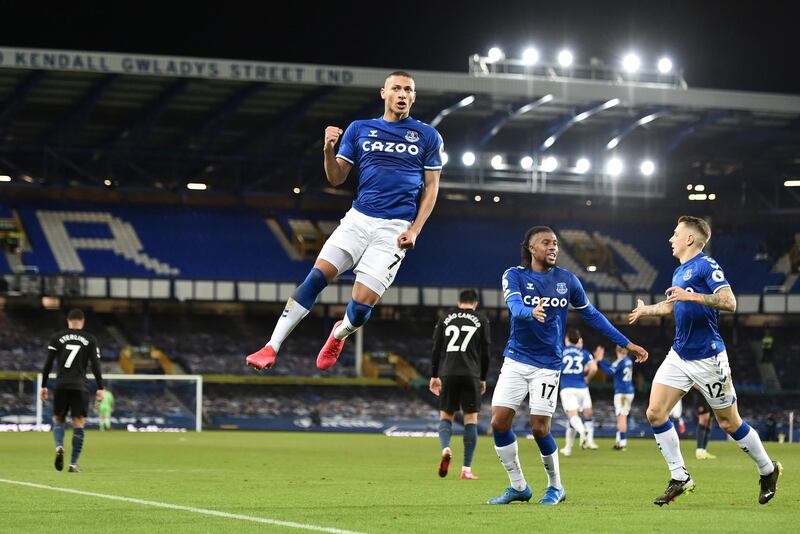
[664,285,736,313]
[323,126,352,187]
[397,169,440,249]
[628,298,674,325]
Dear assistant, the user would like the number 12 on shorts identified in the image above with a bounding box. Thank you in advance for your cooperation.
[705,381,725,398]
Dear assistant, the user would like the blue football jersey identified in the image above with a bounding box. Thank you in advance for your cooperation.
[560,346,593,389]
[336,116,443,222]
[671,252,730,360]
[605,356,635,394]
[502,266,590,370]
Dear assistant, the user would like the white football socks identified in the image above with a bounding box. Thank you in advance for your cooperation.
[654,425,689,481]
[565,427,576,449]
[569,415,586,435]
[541,452,562,489]
[495,441,527,491]
[333,314,358,340]
[267,298,309,352]
[735,427,774,475]
[585,420,595,443]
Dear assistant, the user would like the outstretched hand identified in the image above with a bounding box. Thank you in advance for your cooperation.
[626,342,649,363]
[628,298,646,325]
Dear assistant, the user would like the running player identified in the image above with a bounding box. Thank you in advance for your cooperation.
[558,329,599,455]
[629,215,782,505]
[487,226,648,505]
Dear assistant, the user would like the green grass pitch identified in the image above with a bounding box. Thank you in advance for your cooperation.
[0,431,796,533]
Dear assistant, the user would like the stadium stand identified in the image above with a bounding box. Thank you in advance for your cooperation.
[3,202,800,296]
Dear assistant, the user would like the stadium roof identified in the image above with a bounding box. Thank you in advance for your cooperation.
[1,47,799,209]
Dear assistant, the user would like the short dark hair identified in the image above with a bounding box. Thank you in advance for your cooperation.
[678,215,711,248]
[459,289,479,304]
[67,308,84,321]
[567,328,581,344]
[520,226,556,268]
[385,71,415,85]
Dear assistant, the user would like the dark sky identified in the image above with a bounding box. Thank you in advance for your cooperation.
[2,0,798,94]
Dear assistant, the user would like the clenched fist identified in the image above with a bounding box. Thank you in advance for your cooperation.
[324,126,343,151]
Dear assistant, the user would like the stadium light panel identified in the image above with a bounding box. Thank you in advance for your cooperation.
[575,158,591,174]
[639,113,659,125]
[694,184,705,191]
[587,265,597,272]
[474,195,482,202]
[491,154,504,170]
[686,184,693,190]
[103,179,112,186]
[493,196,501,203]
[292,187,301,194]
[187,183,207,191]
[708,193,717,200]
[520,156,534,170]
[658,57,673,74]
[441,151,449,165]
[22,175,34,183]
[557,49,574,67]
[606,158,623,177]
[487,47,504,63]
[784,180,800,187]
[689,193,708,201]
[606,138,620,150]
[0,175,11,182]
[459,95,476,107]
[462,151,476,166]
[622,53,641,73]
[543,136,556,148]
[522,47,540,65]
[541,156,558,172]
[640,160,655,177]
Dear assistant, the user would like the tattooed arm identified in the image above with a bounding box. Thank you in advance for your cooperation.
[628,298,674,324]
[663,285,737,313]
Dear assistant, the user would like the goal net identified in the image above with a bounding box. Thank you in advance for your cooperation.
[36,373,203,431]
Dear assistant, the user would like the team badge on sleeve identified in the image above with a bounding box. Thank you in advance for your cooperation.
[712,270,725,282]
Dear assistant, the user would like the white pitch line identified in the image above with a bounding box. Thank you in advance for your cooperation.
[0,478,365,534]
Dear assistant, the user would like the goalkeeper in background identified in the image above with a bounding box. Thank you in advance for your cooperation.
[97,389,114,431]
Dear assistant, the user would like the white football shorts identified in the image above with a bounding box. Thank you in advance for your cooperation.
[559,387,592,413]
[654,348,737,410]
[492,358,561,417]
[319,208,410,291]
[614,393,634,416]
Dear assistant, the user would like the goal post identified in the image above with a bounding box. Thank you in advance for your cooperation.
[36,373,204,432]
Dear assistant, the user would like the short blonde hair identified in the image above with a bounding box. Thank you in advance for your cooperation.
[678,215,711,248]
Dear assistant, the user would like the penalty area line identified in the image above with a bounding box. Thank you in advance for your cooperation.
[0,478,365,534]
